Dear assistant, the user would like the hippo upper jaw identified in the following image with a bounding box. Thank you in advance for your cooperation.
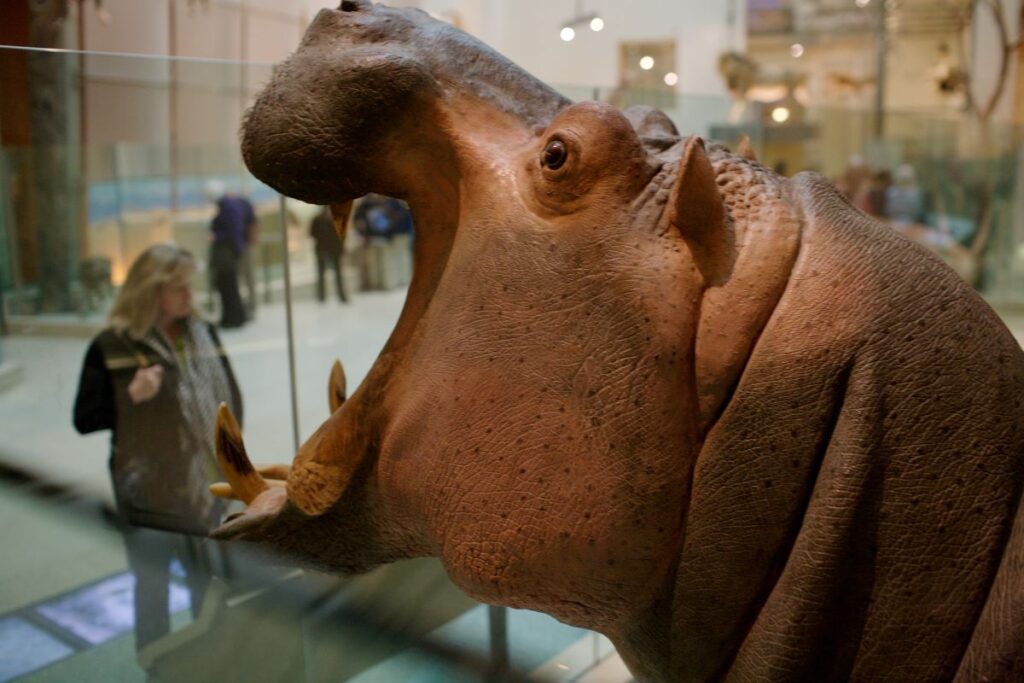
[241,2,568,207]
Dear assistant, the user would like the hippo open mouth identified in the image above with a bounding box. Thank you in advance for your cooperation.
[241,0,568,207]
[214,0,579,552]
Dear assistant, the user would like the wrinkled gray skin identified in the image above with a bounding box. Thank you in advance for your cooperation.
[221,2,1024,681]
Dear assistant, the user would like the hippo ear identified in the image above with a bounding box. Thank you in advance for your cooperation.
[736,134,758,162]
[667,137,730,280]
[329,360,347,413]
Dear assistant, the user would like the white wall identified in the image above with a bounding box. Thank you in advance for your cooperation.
[83,0,316,63]
[80,0,314,155]
[78,1,747,97]
[414,0,745,97]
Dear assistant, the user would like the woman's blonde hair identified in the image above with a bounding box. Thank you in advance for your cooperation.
[109,243,196,338]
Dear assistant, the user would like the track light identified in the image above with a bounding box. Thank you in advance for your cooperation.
[559,11,604,41]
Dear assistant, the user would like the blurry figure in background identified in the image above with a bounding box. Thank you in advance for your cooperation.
[864,169,893,219]
[353,193,396,290]
[310,205,349,303]
[930,42,968,107]
[79,255,113,312]
[886,164,926,227]
[385,196,415,287]
[836,154,871,207]
[238,199,259,320]
[205,181,249,329]
[72,244,243,655]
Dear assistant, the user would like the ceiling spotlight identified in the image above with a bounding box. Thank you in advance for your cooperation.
[790,43,805,58]
[855,0,871,7]
[664,72,679,86]
[771,106,791,123]
[639,56,655,70]
[560,10,603,41]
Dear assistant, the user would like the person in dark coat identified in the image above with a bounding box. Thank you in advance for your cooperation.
[310,205,349,303]
[206,181,249,328]
[73,243,243,653]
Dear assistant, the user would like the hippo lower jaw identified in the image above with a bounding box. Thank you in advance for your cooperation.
[212,493,286,542]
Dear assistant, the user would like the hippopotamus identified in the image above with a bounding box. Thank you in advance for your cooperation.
[213,2,1024,680]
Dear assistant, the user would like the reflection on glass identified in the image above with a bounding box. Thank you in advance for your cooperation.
[0,35,1022,683]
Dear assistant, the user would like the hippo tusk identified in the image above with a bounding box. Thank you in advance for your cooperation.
[329,359,347,413]
[210,478,286,500]
[329,202,353,241]
[214,403,269,504]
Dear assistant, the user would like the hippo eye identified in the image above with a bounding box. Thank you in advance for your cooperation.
[542,140,568,170]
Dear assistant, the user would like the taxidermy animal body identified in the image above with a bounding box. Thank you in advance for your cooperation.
[214,2,1024,680]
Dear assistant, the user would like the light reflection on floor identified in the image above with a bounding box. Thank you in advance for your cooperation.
[0,572,189,681]
[35,572,189,647]
[0,616,74,682]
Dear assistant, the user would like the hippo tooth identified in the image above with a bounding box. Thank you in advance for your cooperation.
[213,402,269,504]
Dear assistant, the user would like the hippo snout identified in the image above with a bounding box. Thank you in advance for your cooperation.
[241,47,437,204]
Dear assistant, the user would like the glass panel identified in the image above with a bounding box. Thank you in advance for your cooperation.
[2,38,1023,683]
[0,45,613,681]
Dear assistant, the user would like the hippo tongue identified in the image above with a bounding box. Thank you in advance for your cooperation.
[241,1,569,206]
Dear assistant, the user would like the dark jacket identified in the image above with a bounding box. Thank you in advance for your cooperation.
[73,323,242,533]
[211,195,256,255]
[310,210,343,257]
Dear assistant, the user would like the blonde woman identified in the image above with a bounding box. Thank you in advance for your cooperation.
[73,243,242,653]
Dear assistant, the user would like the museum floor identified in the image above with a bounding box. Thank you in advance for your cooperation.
[1,284,1022,682]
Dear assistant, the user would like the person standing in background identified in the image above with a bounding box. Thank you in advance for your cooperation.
[886,164,926,227]
[205,181,248,329]
[836,154,870,201]
[238,201,259,320]
[865,169,893,219]
[72,243,243,657]
[384,196,415,287]
[353,193,395,291]
[310,205,349,303]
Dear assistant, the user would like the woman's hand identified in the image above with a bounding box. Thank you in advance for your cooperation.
[128,365,164,404]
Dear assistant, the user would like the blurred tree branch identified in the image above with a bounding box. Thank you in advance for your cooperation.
[954,0,1020,122]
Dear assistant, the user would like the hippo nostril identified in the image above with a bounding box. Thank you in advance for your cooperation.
[339,0,362,11]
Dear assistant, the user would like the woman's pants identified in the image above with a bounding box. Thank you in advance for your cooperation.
[122,527,212,651]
